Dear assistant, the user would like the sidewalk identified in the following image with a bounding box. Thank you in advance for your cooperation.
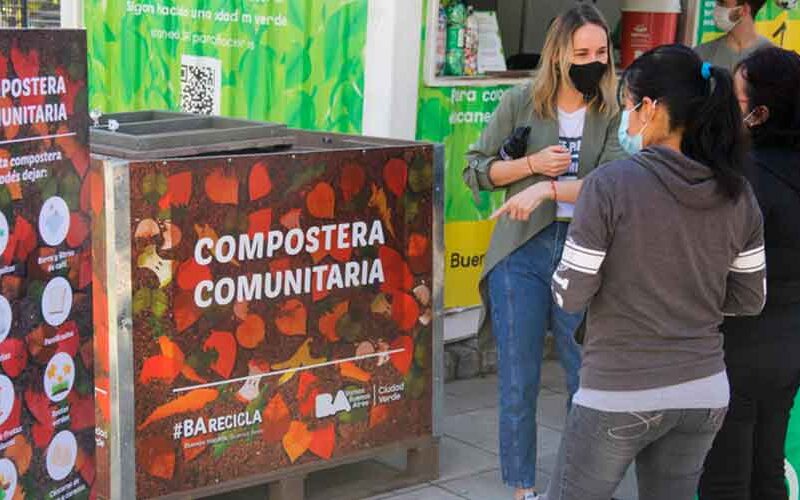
[210,360,637,500]
[365,360,638,500]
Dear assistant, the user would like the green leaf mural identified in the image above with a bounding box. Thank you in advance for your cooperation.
[85,0,367,133]
[285,41,313,88]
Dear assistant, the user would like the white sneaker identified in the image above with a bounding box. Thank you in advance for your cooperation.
[522,493,540,500]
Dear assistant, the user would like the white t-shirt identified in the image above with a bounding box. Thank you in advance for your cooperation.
[573,371,730,412]
[557,107,586,220]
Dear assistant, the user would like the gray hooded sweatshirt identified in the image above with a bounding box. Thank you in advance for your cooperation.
[553,146,766,391]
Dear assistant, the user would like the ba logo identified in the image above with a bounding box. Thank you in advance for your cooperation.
[315,390,352,418]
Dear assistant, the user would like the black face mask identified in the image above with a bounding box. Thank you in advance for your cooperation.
[569,61,607,100]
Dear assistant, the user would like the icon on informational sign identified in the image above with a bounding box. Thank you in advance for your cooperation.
[44,352,75,403]
[0,458,18,500]
[0,212,7,258]
[0,376,14,427]
[46,430,77,481]
[0,296,10,343]
[39,196,70,247]
[42,277,72,327]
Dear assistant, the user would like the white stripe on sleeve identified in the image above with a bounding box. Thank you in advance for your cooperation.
[729,246,766,273]
[562,239,606,275]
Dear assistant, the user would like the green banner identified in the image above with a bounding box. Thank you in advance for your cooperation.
[85,0,367,132]
[417,85,507,222]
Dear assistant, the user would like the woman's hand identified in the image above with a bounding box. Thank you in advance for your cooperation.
[492,182,553,221]
[528,145,571,178]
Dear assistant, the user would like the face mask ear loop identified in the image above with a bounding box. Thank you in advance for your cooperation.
[743,105,767,128]
[638,99,658,144]
[731,6,744,27]
[632,99,654,135]
[743,109,757,127]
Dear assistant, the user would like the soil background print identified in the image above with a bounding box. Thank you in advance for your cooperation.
[0,30,95,500]
[126,147,434,497]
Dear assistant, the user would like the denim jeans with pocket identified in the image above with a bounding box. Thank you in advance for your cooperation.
[545,404,728,500]
[487,222,584,489]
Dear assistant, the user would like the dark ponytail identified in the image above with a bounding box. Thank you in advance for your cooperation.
[682,63,747,200]
[622,45,747,200]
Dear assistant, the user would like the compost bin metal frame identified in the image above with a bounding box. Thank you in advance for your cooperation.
[93,129,445,500]
[89,114,296,159]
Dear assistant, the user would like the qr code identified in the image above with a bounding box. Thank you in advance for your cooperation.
[180,55,222,115]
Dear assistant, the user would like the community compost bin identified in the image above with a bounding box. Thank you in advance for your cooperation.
[89,111,444,499]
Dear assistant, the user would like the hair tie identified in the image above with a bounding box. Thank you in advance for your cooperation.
[701,62,712,80]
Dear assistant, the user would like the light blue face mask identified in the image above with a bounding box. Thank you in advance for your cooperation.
[618,101,651,156]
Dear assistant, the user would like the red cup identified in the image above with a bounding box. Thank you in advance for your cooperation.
[620,0,681,68]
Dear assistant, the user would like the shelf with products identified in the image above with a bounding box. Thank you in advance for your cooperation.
[424,0,521,87]
[423,0,700,89]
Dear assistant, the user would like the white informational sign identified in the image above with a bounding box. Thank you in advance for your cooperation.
[475,11,507,73]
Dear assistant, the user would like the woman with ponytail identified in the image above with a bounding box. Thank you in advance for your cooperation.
[700,47,800,500]
[529,45,765,500]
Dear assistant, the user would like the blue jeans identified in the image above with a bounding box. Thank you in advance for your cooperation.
[488,222,584,489]
[546,405,727,500]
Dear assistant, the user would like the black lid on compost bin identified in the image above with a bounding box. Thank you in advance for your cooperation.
[89,110,296,159]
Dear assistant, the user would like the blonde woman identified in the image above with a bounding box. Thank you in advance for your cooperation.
[464,4,626,499]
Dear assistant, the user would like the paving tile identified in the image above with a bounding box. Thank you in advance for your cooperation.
[537,391,569,432]
[444,384,497,417]
[446,375,497,398]
[434,436,499,483]
[445,371,566,416]
[368,485,465,500]
[443,407,498,455]
[363,485,431,500]
[540,360,568,395]
[439,467,551,500]
[442,407,564,493]
[444,403,565,460]
[533,425,564,475]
